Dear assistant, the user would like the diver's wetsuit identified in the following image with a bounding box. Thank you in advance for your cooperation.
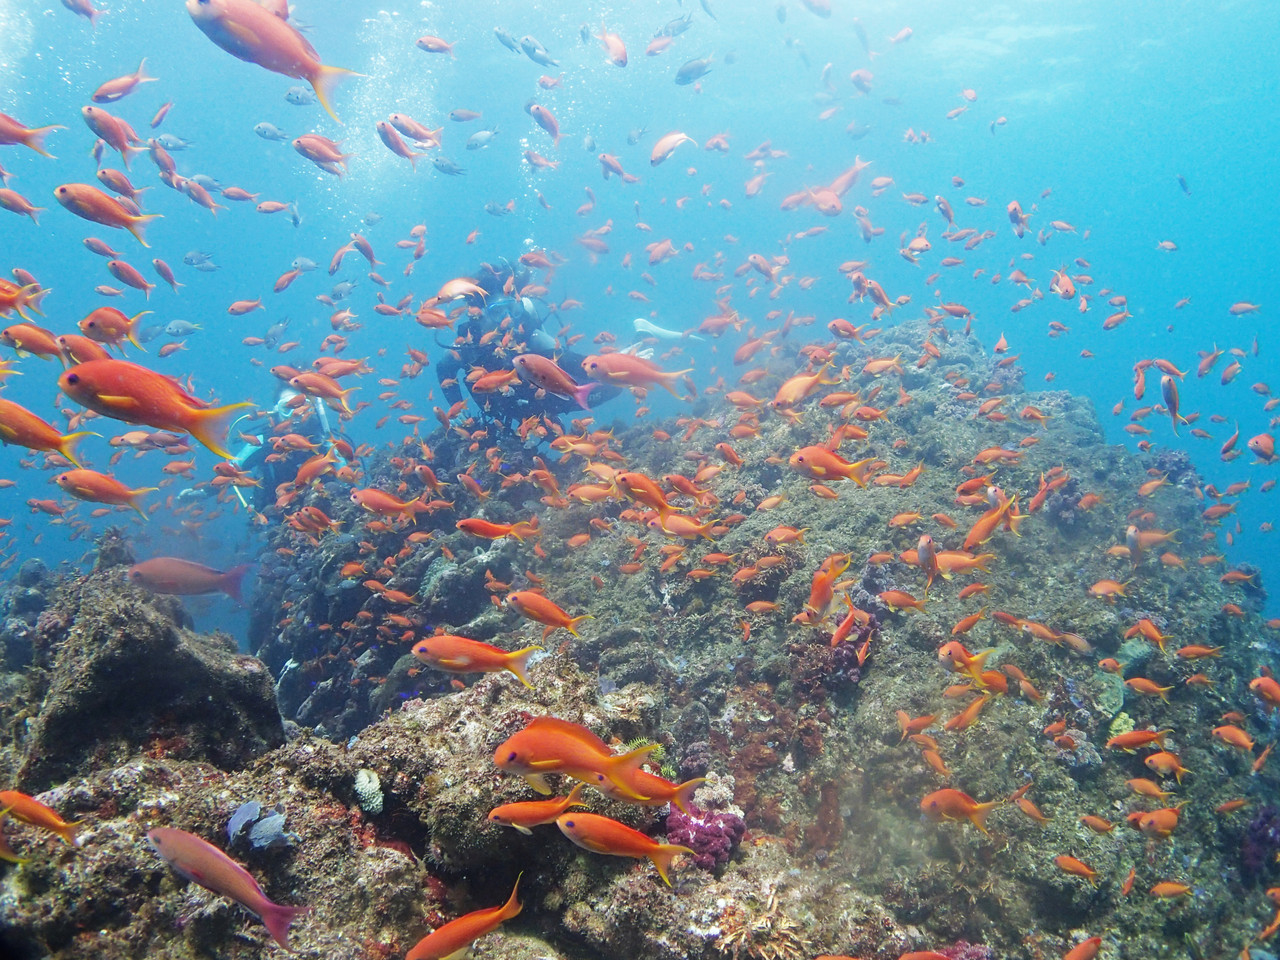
[434,258,620,429]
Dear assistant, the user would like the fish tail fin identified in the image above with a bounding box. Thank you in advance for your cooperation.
[55,819,85,847]
[128,487,158,518]
[596,745,660,800]
[970,801,999,834]
[498,875,523,920]
[563,782,588,808]
[125,212,161,247]
[671,777,707,815]
[573,381,598,409]
[310,64,361,124]
[186,401,256,459]
[22,124,64,158]
[259,902,310,951]
[137,58,156,83]
[565,613,593,637]
[219,564,252,603]
[505,645,543,689]
[58,431,97,468]
[648,843,694,886]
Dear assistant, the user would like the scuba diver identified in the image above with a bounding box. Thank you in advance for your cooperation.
[433,257,621,430]
[181,382,356,513]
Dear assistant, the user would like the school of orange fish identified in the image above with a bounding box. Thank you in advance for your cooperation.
[0,2,1276,958]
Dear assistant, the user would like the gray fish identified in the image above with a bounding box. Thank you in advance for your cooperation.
[330,281,357,300]
[484,201,510,217]
[776,3,786,23]
[661,14,693,37]
[627,126,646,145]
[227,801,261,843]
[845,121,872,140]
[186,173,221,192]
[362,212,382,226]
[164,320,200,337]
[254,122,289,141]
[675,56,713,85]
[285,85,316,106]
[135,323,166,343]
[154,133,193,150]
[700,0,717,20]
[290,256,317,273]
[264,318,290,346]
[433,156,466,175]
[466,127,499,150]
[494,27,521,53]
[582,134,596,151]
[182,250,212,266]
[192,260,219,272]
[519,35,558,67]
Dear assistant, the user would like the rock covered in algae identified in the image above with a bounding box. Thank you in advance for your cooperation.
[10,566,284,792]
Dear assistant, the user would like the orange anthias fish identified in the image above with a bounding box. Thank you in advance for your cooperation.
[920,788,1000,833]
[506,589,591,640]
[54,468,157,517]
[0,790,83,846]
[53,183,159,245]
[788,446,877,486]
[795,552,852,623]
[592,765,706,814]
[456,516,540,541]
[411,634,542,689]
[556,812,694,886]
[149,827,309,949]
[405,877,521,960]
[582,353,691,398]
[186,0,359,123]
[488,784,587,835]
[0,396,95,467]
[58,359,253,458]
[493,715,654,798]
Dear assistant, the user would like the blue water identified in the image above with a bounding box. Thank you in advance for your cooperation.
[0,0,1277,630]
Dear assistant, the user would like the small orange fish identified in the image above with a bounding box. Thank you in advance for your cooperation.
[556,812,693,886]
[920,788,999,833]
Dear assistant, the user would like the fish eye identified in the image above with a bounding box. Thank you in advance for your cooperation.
[562,819,575,828]
[506,751,517,762]
[65,373,78,385]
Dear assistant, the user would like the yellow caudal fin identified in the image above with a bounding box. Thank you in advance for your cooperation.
[601,743,660,800]
[498,875,523,921]
[23,124,65,158]
[565,613,593,637]
[58,431,97,468]
[128,487,158,519]
[504,645,544,689]
[671,777,707,815]
[126,311,152,352]
[125,213,161,247]
[186,401,256,459]
[310,63,363,124]
[648,843,694,886]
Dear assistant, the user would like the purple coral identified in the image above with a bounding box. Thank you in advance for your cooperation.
[1242,804,1280,882]
[937,942,995,960]
[664,803,746,871]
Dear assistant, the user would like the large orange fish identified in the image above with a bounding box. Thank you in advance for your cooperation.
[582,353,691,398]
[488,784,587,835]
[556,812,693,885]
[186,0,358,123]
[54,469,156,517]
[788,446,877,486]
[58,359,252,458]
[920,788,999,833]
[0,397,94,466]
[405,877,520,960]
[506,589,590,639]
[493,715,654,798]
[411,634,542,689]
[54,183,159,245]
[0,790,82,846]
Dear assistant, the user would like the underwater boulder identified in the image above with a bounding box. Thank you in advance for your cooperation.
[13,568,284,792]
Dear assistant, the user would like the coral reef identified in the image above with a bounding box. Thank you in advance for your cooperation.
[2,319,1279,958]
